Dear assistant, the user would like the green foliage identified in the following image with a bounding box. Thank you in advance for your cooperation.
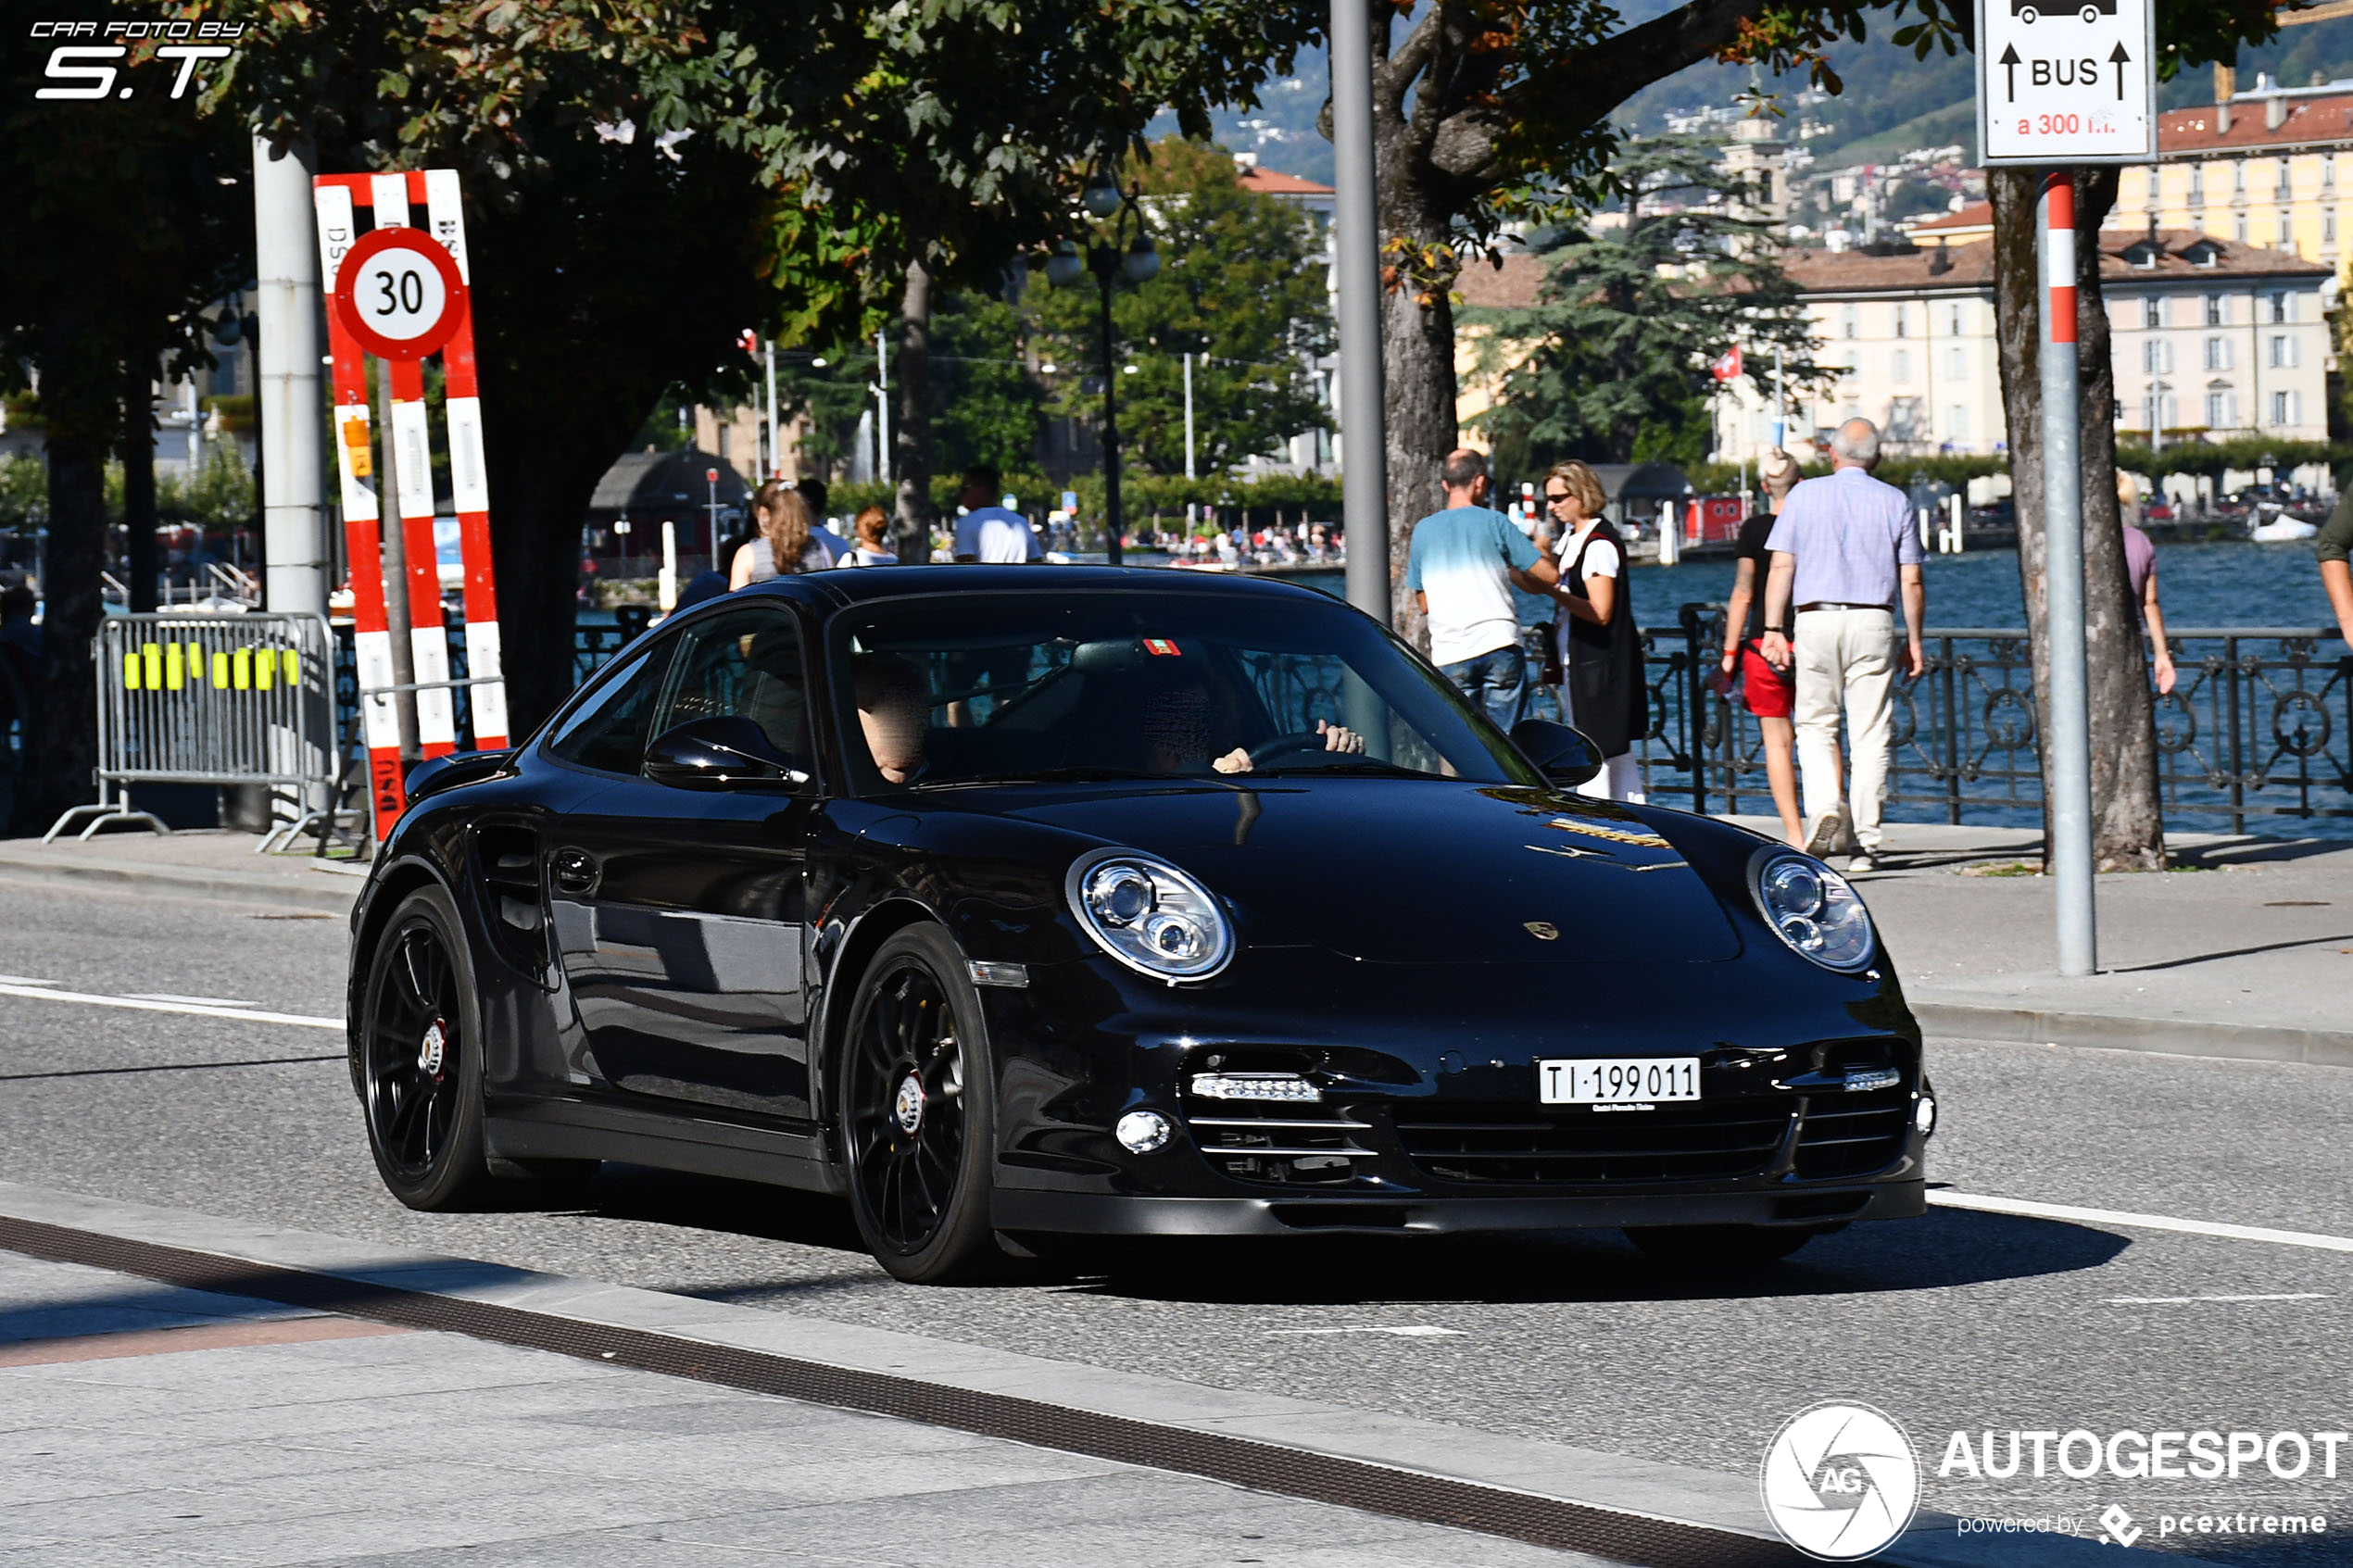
[825,471,1342,521]
[933,292,1048,476]
[1466,137,1828,468]
[0,453,46,534]
[2114,437,2347,480]
[1032,140,1332,474]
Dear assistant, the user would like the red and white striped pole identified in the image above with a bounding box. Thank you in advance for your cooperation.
[2037,170,2095,975]
[422,168,508,750]
[312,178,407,840]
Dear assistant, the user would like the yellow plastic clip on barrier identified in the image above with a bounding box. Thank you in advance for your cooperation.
[142,645,161,688]
[165,645,183,691]
[187,642,204,683]
[212,651,229,687]
[255,646,274,690]
[233,648,251,690]
[123,651,140,690]
[282,649,299,685]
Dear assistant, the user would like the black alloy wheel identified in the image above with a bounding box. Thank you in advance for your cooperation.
[840,925,1001,1284]
[360,885,500,1210]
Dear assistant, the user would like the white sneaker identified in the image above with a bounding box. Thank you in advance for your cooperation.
[1805,806,1849,859]
[1846,852,1878,873]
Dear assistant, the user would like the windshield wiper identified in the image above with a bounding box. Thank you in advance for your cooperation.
[1248,759,1447,779]
[913,767,1164,788]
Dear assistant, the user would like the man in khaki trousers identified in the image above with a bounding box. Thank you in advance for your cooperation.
[1755,419,1926,872]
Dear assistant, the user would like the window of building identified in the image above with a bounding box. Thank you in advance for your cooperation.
[2143,339,2173,374]
[2278,212,2294,249]
[2234,161,2247,193]
[2143,296,2161,329]
[2270,332,2296,368]
[2235,211,2250,243]
[2190,165,2206,202]
[1947,405,1968,442]
[2204,335,2233,370]
[2278,157,2294,196]
[2271,290,2289,323]
[1947,304,1962,336]
[2331,208,2340,245]
[2273,389,2299,426]
[1842,304,1857,340]
[1893,348,1912,383]
[1894,304,1907,338]
[2206,294,2226,326]
[1944,346,1966,381]
[2208,389,2233,428]
[2328,154,2338,188]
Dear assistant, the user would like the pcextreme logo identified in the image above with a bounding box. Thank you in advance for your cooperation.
[1761,1401,1923,1561]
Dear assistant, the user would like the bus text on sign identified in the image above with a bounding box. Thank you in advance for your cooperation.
[331,227,468,361]
[1975,0,2155,165]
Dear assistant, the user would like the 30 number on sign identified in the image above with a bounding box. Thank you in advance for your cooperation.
[331,229,466,361]
[351,253,447,345]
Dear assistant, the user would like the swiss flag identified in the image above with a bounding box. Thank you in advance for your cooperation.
[1709,345,1743,383]
[737,328,760,355]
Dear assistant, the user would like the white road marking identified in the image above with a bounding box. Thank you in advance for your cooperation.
[1931,1191,2353,1255]
[2103,1294,2331,1305]
[0,982,340,1032]
[1265,1325,1466,1337]
[123,993,259,1009]
[0,975,58,986]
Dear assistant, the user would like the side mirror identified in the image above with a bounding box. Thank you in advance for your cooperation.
[1510,718,1604,788]
[644,716,812,791]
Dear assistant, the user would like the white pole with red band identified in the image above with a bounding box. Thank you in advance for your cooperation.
[312,169,507,840]
[2037,170,2095,976]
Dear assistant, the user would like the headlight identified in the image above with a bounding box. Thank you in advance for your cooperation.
[1064,849,1234,981]
[1748,849,1876,972]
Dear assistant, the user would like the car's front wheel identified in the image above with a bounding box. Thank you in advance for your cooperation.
[1624,1223,1825,1265]
[839,926,1002,1284]
[359,885,502,1210]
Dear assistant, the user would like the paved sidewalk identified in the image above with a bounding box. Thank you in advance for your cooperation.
[1721,817,2353,1060]
[0,830,360,915]
[0,1247,1599,1568]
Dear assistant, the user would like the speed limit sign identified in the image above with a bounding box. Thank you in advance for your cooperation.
[332,227,467,360]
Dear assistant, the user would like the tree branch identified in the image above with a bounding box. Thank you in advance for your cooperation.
[1375,2,1441,120]
[1553,0,1769,124]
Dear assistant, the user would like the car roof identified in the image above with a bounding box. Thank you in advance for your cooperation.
[743,565,1340,610]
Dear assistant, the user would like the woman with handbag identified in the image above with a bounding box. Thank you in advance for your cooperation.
[1538,460,1646,802]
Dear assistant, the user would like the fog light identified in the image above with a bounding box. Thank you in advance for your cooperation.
[1114,1110,1173,1153]
[1915,1094,1937,1135]
[1189,1072,1320,1103]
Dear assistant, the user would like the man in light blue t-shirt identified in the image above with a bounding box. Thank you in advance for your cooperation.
[1405,448,1561,729]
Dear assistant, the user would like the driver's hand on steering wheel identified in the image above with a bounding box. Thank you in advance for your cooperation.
[1212,747,1253,774]
[1316,719,1365,754]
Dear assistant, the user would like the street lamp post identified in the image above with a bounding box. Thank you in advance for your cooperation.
[1050,172,1160,568]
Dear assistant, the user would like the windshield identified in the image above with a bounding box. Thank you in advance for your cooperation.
[830,588,1542,793]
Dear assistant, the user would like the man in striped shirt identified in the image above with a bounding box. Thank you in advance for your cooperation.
[1757,419,1926,873]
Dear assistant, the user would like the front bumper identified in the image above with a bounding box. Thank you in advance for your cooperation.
[995,1179,1927,1236]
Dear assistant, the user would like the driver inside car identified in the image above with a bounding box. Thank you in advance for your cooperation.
[854,654,932,784]
[1135,666,1365,775]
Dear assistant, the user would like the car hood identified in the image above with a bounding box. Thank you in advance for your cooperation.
[934,778,1744,963]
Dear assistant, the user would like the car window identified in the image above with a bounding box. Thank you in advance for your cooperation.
[831,590,1542,793]
[544,640,673,774]
[651,605,812,768]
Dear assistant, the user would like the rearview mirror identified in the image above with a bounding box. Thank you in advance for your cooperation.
[643,716,812,791]
[1510,718,1604,788]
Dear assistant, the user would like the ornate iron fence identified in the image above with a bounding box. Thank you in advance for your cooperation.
[1616,605,2353,833]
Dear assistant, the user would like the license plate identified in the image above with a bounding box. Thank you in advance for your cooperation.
[1537,1058,1701,1105]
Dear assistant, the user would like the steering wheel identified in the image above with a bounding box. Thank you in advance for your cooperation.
[1246,730,1340,768]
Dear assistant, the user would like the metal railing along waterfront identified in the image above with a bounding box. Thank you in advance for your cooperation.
[50,613,337,842]
[1617,607,2353,834]
[321,606,2351,838]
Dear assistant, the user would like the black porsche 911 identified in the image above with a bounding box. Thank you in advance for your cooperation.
[348,567,1932,1283]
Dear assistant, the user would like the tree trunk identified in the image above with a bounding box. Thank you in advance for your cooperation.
[1989,168,2165,874]
[1375,165,1460,653]
[484,458,586,739]
[123,356,159,614]
[13,328,112,835]
[892,257,934,563]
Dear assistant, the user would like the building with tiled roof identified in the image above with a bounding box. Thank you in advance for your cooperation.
[1700,229,2330,459]
[2112,72,2353,270]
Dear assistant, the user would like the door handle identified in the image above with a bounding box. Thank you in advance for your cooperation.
[551,847,600,897]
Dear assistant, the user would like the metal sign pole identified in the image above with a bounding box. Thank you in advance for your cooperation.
[2038,171,2096,976]
[1330,0,1390,624]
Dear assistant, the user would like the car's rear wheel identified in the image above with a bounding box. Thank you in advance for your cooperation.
[360,885,502,1210]
[839,926,1002,1284]
[1624,1223,1824,1265]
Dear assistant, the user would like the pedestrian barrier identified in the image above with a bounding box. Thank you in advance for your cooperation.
[45,613,338,843]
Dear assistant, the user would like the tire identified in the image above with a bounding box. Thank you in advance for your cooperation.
[838,925,1002,1284]
[1624,1223,1826,1265]
[358,884,504,1210]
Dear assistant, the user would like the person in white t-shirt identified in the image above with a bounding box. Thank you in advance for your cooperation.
[950,464,1041,563]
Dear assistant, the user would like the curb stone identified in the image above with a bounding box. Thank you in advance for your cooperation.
[1912,1001,2353,1068]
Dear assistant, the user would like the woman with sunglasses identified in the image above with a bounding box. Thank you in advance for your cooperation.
[1536,460,1646,802]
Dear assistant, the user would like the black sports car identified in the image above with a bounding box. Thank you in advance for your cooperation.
[348,568,1932,1283]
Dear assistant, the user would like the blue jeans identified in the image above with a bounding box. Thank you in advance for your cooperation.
[1441,644,1529,731]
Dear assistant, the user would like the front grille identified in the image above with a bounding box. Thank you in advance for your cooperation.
[1183,1100,1375,1186]
[1393,1099,1793,1185]
[1792,1087,1911,1178]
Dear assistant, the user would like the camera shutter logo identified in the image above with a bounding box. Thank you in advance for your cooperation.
[1760,1400,1920,1561]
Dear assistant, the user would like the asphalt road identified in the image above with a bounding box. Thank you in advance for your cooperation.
[4,881,2350,1564]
